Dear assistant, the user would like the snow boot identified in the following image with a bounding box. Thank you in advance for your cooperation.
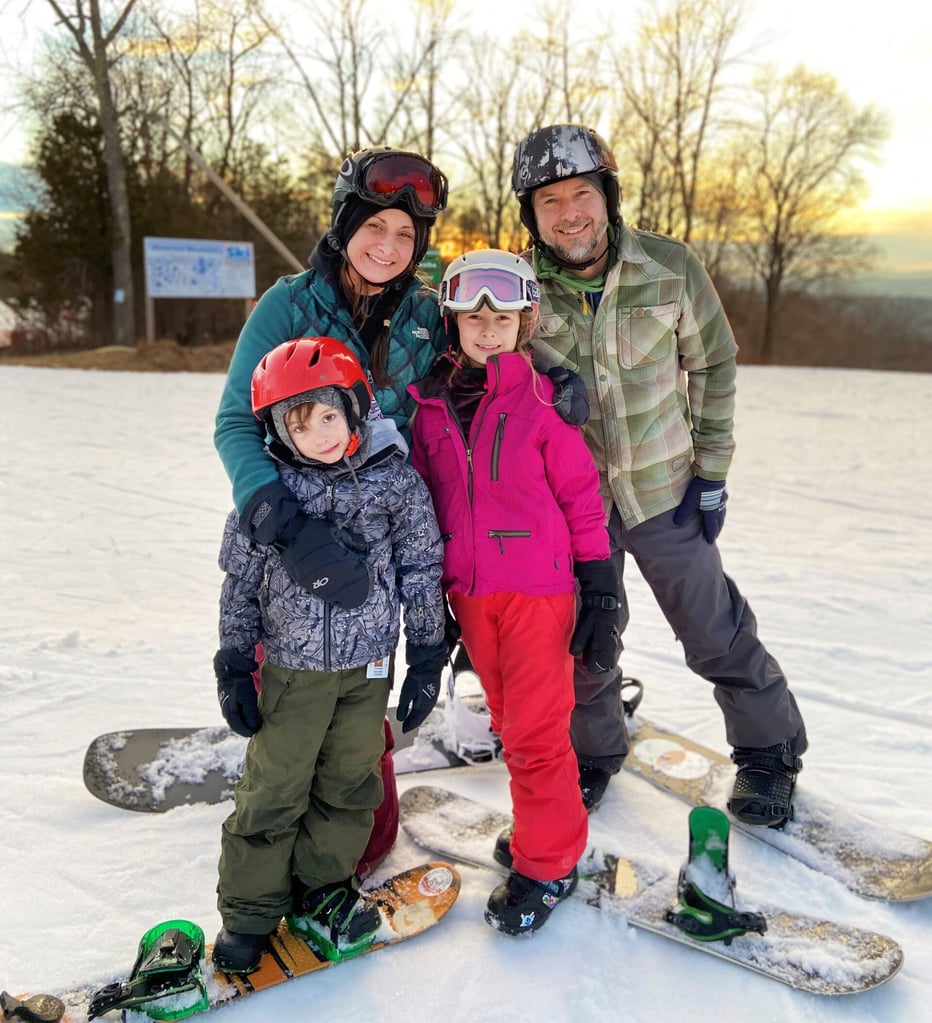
[578,762,613,812]
[493,824,514,868]
[728,741,803,829]
[287,879,381,962]
[484,866,578,935]
[211,928,270,974]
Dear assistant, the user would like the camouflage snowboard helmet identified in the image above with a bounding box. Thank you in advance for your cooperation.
[512,124,620,240]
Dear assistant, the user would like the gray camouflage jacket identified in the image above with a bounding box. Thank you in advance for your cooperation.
[218,420,445,671]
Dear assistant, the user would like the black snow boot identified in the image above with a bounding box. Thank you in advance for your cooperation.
[212,928,270,974]
[484,866,578,935]
[493,824,514,869]
[728,741,803,829]
[578,763,613,812]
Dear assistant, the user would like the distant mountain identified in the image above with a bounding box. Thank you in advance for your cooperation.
[0,162,40,212]
[0,162,40,253]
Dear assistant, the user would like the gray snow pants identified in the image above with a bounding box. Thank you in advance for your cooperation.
[572,505,807,772]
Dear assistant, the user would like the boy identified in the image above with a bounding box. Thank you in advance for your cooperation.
[213,336,447,971]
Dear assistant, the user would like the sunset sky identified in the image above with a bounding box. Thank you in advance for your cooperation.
[1,0,929,270]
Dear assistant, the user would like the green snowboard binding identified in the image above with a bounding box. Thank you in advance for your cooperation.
[666,806,768,945]
[88,920,209,1021]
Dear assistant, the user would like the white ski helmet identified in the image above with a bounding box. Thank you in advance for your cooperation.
[439,249,540,317]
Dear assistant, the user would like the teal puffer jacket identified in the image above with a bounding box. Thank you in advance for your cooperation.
[215,244,446,512]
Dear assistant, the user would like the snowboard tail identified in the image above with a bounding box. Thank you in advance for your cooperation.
[625,715,932,901]
[400,786,903,996]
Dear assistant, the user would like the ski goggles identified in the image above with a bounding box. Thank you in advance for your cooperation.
[440,266,540,313]
[353,152,449,217]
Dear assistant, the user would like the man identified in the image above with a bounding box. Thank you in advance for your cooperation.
[511,124,807,827]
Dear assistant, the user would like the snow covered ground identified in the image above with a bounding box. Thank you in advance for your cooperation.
[1,363,930,1021]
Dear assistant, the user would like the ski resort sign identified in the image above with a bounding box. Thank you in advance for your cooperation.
[143,237,256,299]
[142,237,256,343]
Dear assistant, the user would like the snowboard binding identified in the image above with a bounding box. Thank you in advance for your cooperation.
[666,806,767,946]
[443,647,503,765]
[88,920,209,1021]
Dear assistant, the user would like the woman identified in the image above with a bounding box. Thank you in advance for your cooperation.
[213,147,449,880]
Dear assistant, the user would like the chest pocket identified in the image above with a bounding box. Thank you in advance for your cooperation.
[616,302,678,369]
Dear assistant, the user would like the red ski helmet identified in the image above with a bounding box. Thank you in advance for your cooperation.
[251,337,372,426]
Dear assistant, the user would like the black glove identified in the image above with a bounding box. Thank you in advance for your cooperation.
[240,480,370,607]
[673,475,728,544]
[547,366,590,426]
[570,559,622,674]
[396,642,448,733]
[214,648,261,738]
[443,596,462,650]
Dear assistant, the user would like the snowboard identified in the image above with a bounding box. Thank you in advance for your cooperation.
[81,688,932,902]
[82,719,416,814]
[624,715,932,902]
[400,787,903,996]
[4,862,459,1022]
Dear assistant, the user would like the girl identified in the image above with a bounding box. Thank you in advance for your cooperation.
[407,250,621,935]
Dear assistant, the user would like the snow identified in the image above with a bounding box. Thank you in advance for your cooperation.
[1,363,931,1019]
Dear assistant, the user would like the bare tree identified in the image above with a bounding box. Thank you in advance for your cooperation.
[444,1,610,251]
[732,65,888,362]
[610,0,744,241]
[43,0,139,346]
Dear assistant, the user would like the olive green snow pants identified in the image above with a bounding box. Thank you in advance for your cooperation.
[217,660,391,934]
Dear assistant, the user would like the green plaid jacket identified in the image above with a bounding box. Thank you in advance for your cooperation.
[530,224,738,529]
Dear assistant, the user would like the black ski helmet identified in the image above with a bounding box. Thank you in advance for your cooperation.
[512,124,620,242]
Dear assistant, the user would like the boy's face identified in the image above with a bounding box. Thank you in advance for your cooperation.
[456,304,521,366]
[285,402,351,464]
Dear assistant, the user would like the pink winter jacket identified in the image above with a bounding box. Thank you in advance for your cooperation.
[407,353,609,598]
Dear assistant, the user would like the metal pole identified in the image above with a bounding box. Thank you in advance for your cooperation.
[156,118,304,274]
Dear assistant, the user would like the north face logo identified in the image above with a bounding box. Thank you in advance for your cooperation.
[412,327,430,340]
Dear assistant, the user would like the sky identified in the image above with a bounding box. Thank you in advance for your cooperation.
[1,362,931,1019]
[1,1,930,269]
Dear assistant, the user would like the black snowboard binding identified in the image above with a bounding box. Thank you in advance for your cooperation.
[88,920,208,1021]
[666,806,767,946]
[728,741,803,829]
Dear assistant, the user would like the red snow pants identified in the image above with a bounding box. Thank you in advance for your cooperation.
[449,590,587,880]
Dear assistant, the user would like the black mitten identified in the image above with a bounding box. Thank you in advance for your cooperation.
[214,648,261,737]
[240,480,370,607]
[570,559,622,674]
[547,366,590,426]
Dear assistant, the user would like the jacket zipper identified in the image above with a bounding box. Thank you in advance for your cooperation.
[488,529,532,555]
[322,482,334,671]
[491,413,506,481]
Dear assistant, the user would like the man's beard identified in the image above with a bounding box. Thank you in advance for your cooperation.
[542,210,609,267]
